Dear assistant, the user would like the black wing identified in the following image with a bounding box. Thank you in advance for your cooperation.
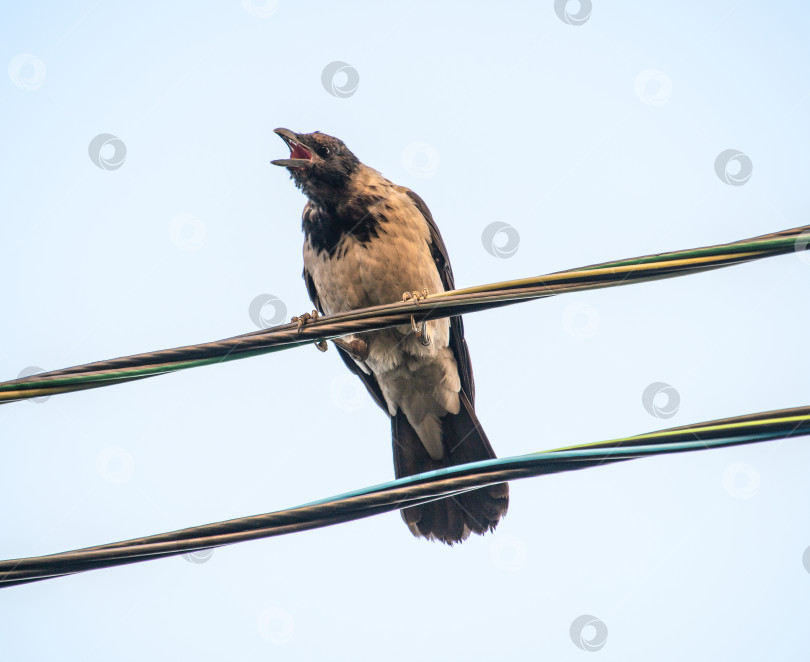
[403,188,476,405]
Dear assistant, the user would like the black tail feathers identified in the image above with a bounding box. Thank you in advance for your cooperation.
[391,393,509,544]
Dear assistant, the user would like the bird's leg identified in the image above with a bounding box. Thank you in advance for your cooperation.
[333,337,369,362]
[291,310,327,352]
[402,289,431,346]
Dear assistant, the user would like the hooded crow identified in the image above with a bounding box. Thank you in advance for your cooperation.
[273,128,508,544]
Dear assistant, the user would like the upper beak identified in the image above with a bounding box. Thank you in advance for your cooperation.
[271,128,313,168]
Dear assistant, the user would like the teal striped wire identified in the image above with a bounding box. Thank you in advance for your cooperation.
[1,407,807,587]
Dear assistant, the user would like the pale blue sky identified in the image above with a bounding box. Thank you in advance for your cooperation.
[2,1,810,660]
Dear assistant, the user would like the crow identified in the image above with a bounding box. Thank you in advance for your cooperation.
[272,128,508,544]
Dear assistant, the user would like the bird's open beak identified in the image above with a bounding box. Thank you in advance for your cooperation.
[271,128,313,168]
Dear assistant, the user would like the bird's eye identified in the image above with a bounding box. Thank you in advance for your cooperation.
[320,145,331,157]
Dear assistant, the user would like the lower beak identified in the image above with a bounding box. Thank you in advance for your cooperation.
[271,158,312,168]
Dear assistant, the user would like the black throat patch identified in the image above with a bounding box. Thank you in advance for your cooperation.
[302,193,390,257]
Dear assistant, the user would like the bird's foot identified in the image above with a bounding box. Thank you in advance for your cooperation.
[291,310,327,352]
[291,310,320,333]
[333,337,369,362]
[401,288,430,304]
[401,289,431,346]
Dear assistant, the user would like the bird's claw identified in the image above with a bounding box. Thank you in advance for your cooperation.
[291,310,320,333]
[401,288,430,303]
[402,289,431,346]
[292,310,326,352]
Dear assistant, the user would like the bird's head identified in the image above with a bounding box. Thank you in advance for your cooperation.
[272,128,361,205]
